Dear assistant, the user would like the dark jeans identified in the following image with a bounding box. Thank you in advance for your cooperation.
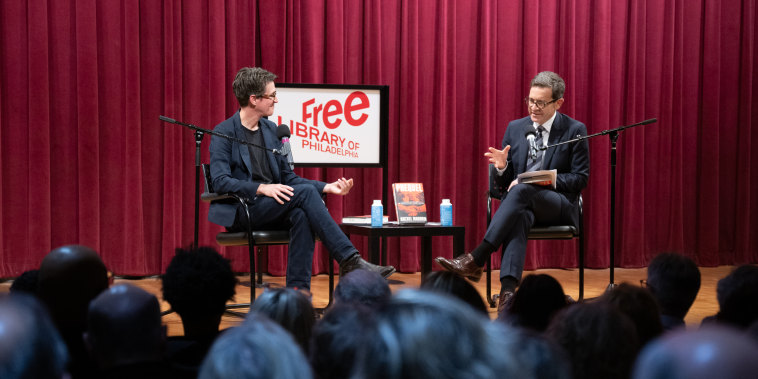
[231,184,356,289]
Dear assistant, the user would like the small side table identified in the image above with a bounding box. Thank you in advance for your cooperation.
[339,222,465,278]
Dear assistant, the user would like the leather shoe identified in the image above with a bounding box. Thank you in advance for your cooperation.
[496,288,514,317]
[339,254,396,279]
[434,253,483,282]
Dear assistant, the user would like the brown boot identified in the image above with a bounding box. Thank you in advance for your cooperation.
[434,253,483,282]
[496,287,515,317]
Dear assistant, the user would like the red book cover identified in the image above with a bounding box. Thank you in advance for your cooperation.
[392,183,427,224]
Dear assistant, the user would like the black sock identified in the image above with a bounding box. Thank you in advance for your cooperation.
[500,276,518,293]
[471,241,497,266]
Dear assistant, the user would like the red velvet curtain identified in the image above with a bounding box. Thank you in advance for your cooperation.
[1,0,756,277]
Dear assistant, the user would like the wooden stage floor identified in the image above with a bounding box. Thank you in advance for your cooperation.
[1,266,733,337]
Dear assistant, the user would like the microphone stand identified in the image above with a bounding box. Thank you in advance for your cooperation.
[540,118,657,292]
[159,116,284,248]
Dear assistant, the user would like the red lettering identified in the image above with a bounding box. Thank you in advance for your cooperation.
[302,98,315,124]
[323,100,343,129]
[294,122,308,138]
[309,127,320,141]
[345,91,369,126]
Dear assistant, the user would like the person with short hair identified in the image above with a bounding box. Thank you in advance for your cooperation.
[209,67,395,291]
[645,252,701,330]
[85,284,171,378]
[334,269,391,309]
[250,287,316,353]
[199,313,314,379]
[436,71,589,315]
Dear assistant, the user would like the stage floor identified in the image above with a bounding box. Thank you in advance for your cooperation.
[1,266,733,336]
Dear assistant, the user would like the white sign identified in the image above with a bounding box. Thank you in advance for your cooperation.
[270,85,385,166]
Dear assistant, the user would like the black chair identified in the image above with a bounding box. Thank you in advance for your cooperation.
[484,164,584,306]
[201,164,335,317]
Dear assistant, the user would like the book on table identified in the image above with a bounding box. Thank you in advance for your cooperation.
[341,215,389,225]
[392,182,427,224]
[517,169,557,189]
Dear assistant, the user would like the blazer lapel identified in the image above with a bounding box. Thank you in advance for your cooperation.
[542,113,562,168]
[517,120,531,174]
[261,123,282,183]
[233,114,254,176]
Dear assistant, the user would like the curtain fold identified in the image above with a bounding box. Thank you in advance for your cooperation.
[1,0,756,277]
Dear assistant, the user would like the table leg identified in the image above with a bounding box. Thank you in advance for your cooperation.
[453,229,465,257]
[369,236,380,265]
[421,236,432,279]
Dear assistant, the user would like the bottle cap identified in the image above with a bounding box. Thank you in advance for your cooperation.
[441,199,451,204]
[372,200,382,205]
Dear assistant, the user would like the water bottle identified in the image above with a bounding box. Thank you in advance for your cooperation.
[371,200,383,227]
[440,199,453,226]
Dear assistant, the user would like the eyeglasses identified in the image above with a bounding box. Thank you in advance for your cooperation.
[524,97,558,110]
[257,91,277,100]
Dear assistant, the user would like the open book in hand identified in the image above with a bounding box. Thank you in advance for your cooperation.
[517,169,557,189]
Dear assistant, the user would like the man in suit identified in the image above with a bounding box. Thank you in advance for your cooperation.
[209,67,395,292]
[435,71,589,314]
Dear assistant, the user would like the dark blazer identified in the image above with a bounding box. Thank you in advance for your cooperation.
[208,111,325,227]
[494,112,590,207]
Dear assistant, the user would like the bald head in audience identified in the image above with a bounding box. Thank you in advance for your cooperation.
[85,284,165,370]
[633,326,758,379]
[38,245,109,333]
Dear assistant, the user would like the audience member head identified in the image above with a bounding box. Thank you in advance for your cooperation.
[646,252,701,323]
[85,284,165,370]
[500,273,568,331]
[250,287,315,352]
[495,328,572,379]
[199,313,313,379]
[309,303,373,379]
[714,264,758,328]
[8,269,39,295]
[601,283,663,346]
[546,302,640,379]
[353,289,526,379]
[0,294,69,379]
[37,245,109,334]
[633,325,758,379]
[334,269,391,308]
[162,246,237,339]
[420,270,487,315]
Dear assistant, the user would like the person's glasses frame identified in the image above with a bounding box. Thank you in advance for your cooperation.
[256,91,278,100]
[524,97,558,110]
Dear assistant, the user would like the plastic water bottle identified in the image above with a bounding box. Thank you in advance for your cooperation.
[440,199,453,226]
[371,200,383,227]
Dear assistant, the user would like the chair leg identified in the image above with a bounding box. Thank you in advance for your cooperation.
[327,256,335,307]
[486,255,496,308]
[578,234,584,301]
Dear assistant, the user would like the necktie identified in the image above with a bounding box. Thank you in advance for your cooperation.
[526,125,546,172]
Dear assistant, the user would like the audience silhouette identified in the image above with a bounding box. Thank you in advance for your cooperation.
[420,270,488,314]
[333,268,391,308]
[37,245,109,379]
[0,293,69,379]
[646,252,701,330]
[199,313,313,379]
[499,273,568,331]
[250,287,316,353]
[85,284,171,378]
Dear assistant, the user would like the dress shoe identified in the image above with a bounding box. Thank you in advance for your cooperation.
[496,288,514,317]
[339,254,396,279]
[434,253,483,282]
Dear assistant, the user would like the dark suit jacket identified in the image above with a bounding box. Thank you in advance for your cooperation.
[494,112,590,223]
[208,111,325,227]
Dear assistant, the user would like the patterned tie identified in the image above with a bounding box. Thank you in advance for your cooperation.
[526,125,546,172]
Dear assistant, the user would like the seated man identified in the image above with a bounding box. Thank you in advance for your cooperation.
[435,71,589,314]
[209,67,395,291]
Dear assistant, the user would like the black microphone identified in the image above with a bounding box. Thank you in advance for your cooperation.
[525,126,538,160]
[276,124,294,169]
